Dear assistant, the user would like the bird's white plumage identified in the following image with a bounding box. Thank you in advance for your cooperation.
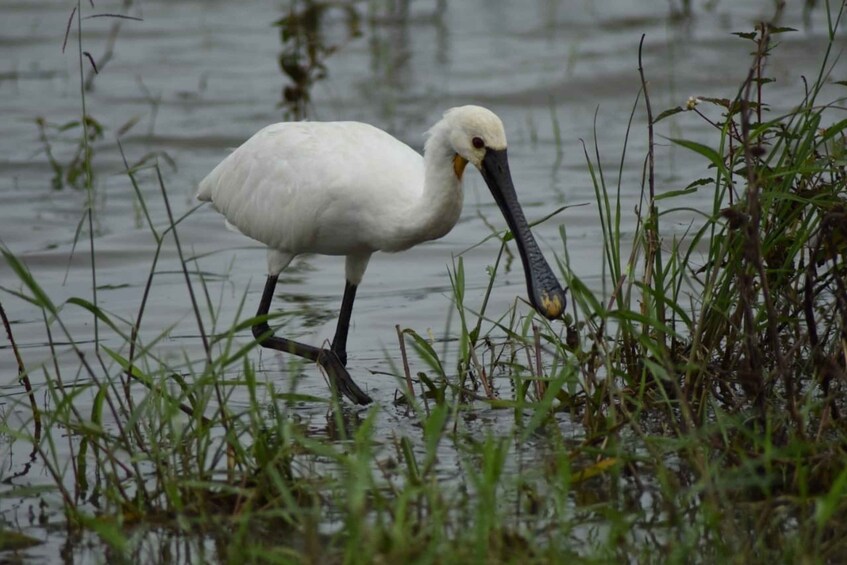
[196,105,564,405]
[197,105,508,284]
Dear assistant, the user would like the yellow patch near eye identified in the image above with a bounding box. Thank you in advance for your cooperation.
[453,154,468,180]
[541,292,564,318]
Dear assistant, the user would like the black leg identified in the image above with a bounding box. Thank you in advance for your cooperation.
[252,275,372,405]
[331,281,357,367]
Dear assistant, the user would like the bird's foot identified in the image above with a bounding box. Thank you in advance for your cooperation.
[317,350,372,405]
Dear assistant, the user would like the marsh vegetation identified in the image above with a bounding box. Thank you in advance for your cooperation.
[2,0,846,562]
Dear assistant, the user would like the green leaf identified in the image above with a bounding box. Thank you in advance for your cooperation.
[700,97,733,109]
[820,118,847,143]
[520,374,567,441]
[102,346,152,385]
[656,182,706,201]
[816,466,847,527]
[422,403,448,464]
[571,458,620,484]
[272,392,329,404]
[670,138,728,177]
[58,120,82,131]
[654,106,685,123]
[77,513,128,553]
[608,309,683,339]
[0,530,43,551]
[400,436,420,484]
[96,283,130,290]
[91,385,106,427]
[67,297,124,336]
[1,248,57,315]
[76,436,89,494]
[402,328,446,378]
[732,31,757,40]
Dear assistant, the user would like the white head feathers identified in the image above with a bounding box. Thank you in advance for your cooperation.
[425,105,508,168]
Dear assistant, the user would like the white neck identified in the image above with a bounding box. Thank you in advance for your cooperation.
[391,124,464,250]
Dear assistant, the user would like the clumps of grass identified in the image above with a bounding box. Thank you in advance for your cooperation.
[396,4,847,561]
[3,3,847,564]
[650,21,847,432]
[612,5,845,556]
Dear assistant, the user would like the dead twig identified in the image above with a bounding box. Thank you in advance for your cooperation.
[0,300,41,435]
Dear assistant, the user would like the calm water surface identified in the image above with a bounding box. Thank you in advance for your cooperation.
[0,0,840,561]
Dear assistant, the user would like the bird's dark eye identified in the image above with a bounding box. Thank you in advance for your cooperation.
[472,137,485,149]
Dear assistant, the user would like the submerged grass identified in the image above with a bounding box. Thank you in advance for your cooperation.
[3,1,847,563]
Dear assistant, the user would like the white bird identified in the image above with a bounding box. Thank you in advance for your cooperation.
[197,105,565,405]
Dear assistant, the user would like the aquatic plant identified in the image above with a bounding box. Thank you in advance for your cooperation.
[2,1,847,562]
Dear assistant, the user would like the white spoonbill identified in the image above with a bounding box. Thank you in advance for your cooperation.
[197,105,566,405]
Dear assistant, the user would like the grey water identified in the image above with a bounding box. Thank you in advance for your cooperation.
[0,0,840,561]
